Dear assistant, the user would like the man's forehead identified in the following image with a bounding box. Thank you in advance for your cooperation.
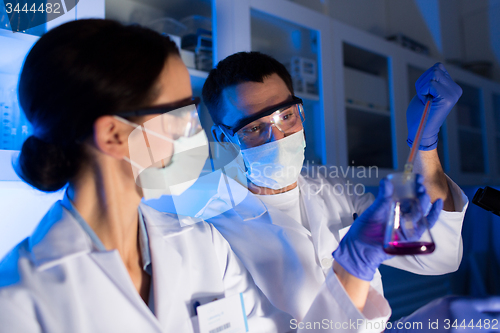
[220,74,291,127]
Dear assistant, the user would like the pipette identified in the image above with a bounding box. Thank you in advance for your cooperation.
[404,96,433,174]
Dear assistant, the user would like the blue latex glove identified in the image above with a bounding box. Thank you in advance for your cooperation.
[332,175,443,281]
[407,63,462,150]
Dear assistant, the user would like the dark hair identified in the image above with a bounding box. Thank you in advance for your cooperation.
[202,52,294,125]
[16,19,180,192]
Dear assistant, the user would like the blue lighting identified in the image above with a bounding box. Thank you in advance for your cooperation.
[415,0,443,53]
[291,30,302,50]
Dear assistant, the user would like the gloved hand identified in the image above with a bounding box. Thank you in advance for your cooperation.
[332,175,443,281]
[407,63,462,150]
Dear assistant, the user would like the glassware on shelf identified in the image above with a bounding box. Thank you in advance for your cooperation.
[180,16,212,72]
[383,172,436,255]
[0,87,13,150]
[0,86,31,151]
[289,56,318,95]
[180,15,211,36]
[147,18,186,50]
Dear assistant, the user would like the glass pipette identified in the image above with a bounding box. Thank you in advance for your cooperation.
[404,96,433,174]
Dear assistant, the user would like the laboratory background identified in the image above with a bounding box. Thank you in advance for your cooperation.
[1,0,500,321]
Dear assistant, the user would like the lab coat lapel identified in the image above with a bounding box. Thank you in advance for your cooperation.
[89,251,163,331]
[298,176,339,270]
[140,204,189,330]
[30,201,164,331]
[29,202,91,269]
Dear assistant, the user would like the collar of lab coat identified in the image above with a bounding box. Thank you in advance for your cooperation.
[28,197,192,270]
[29,200,94,270]
[231,190,268,222]
[27,197,196,329]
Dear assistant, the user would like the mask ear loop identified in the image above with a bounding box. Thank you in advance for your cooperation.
[218,124,248,175]
[113,115,176,169]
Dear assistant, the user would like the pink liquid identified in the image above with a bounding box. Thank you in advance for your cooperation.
[384,241,435,255]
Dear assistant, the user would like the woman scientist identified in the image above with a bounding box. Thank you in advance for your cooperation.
[0,19,291,332]
[0,19,442,333]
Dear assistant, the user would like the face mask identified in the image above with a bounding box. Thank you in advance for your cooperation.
[116,116,209,199]
[240,130,306,190]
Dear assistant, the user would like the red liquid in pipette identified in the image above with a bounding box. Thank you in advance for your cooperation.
[384,241,435,255]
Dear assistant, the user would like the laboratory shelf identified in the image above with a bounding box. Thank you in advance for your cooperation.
[105,0,212,24]
[0,28,39,43]
[344,102,390,116]
[342,42,392,169]
[249,6,323,164]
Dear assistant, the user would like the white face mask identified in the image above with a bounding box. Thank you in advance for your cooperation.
[240,130,306,190]
[116,116,209,199]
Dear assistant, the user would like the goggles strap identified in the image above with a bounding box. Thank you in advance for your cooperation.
[113,115,175,143]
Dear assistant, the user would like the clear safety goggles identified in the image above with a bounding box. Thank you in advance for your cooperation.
[220,96,305,148]
[116,97,202,140]
[116,97,204,170]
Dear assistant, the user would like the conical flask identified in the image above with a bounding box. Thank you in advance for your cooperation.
[383,172,435,255]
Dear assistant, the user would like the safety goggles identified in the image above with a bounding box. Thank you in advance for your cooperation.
[116,96,202,139]
[219,96,305,148]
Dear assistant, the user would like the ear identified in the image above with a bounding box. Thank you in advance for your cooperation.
[211,124,229,143]
[93,115,131,160]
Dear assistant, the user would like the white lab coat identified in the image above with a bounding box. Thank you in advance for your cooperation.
[205,169,468,323]
[0,199,292,332]
[0,196,390,333]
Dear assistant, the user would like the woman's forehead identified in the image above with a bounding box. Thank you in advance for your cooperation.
[152,57,192,106]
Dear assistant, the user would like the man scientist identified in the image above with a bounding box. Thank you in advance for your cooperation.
[200,52,468,322]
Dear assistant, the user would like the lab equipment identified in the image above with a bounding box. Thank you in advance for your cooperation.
[147,18,185,50]
[180,16,213,72]
[290,57,318,95]
[114,99,210,199]
[0,86,31,150]
[219,96,305,148]
[473,186,500,217]
[404,95,432,174]
[386,33,429,55]
[406,63,462,151]
[333,178,398,281]
[383,172,437,255]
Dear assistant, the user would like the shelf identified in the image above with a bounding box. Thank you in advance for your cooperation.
[0,28,39,43]
[105,0,212,27]
[345,102,390,116]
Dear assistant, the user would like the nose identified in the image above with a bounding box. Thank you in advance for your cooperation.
[269,124,286,142]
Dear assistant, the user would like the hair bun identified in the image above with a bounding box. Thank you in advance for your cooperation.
[16,136,81,192]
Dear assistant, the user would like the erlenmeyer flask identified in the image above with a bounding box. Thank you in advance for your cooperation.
[383,172,436,255]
